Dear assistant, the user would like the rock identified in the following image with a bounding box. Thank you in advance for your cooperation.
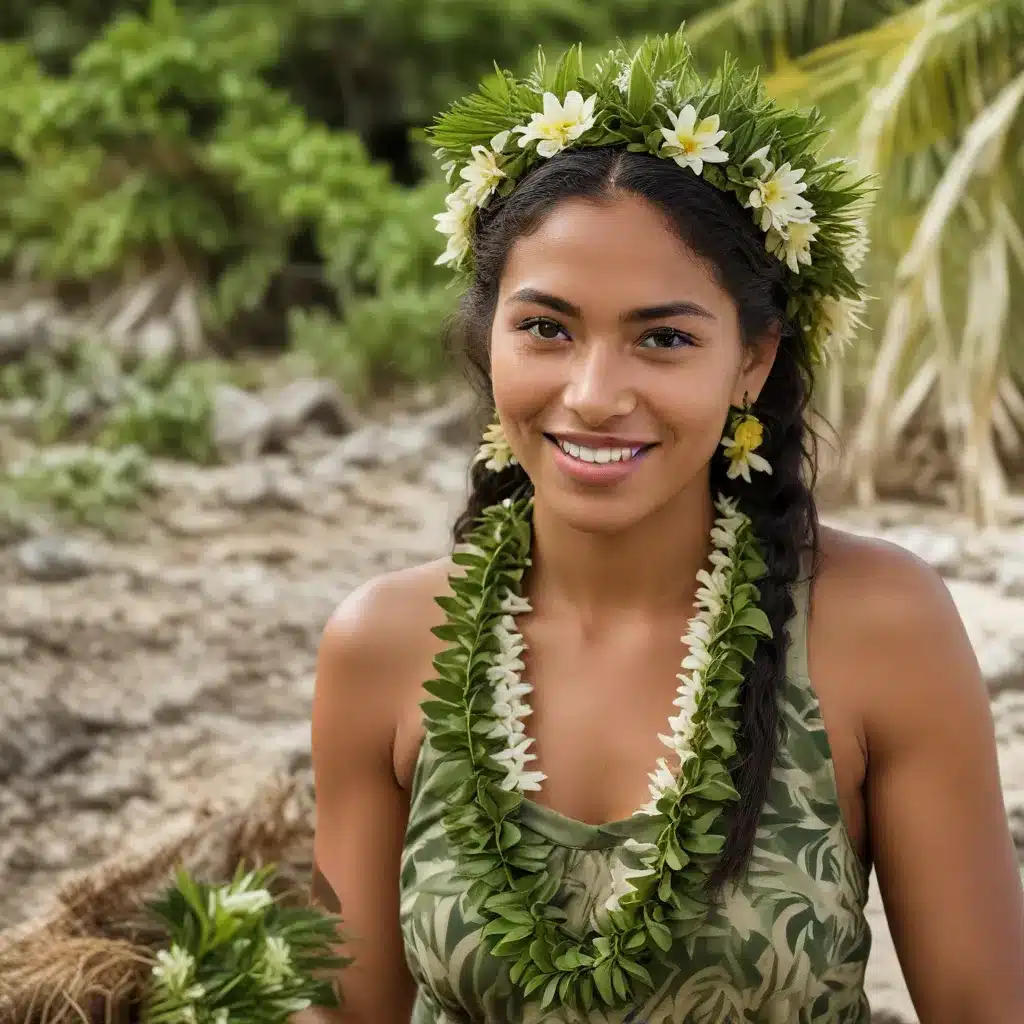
[266,378,359,444]
[212,384,275,462]
[16,536,96,582]
[0,397,38,434]
[71,761,154,810]
[135,318,179,364]
[0,300,58,364]
[312,422,437,479]
[997,558,1024,598]
[415,392,482,446]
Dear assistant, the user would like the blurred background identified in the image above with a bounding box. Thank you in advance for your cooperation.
[0,2,1022,1021]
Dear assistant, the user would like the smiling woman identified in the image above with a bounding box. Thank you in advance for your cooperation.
[307,30,1024,1024]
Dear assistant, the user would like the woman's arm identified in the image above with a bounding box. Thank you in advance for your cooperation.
[303,577,419,1024]
[857,545,1024,1021]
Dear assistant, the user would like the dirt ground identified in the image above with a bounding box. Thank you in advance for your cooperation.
[1,419,1022,1023]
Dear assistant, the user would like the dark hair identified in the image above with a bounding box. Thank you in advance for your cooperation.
[448,146,819,888]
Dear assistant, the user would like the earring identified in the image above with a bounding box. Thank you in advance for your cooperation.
[720,394,772,483]
[474,417,518,472]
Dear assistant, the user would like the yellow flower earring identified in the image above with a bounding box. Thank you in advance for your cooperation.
[474,417,518,472]
[720,396,772,483]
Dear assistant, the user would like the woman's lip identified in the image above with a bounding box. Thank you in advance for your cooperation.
[545,435,652,485]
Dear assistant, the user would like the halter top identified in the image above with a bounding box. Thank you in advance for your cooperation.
[399,573,872,1023]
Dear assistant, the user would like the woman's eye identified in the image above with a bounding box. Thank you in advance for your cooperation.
[522,318,568,342]
[638,329,695,350]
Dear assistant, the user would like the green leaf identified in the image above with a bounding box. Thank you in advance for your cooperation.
[619,957,654,989]
[552,44,584,98]
[540,975,561,1009]
[649,919,673,952]
[593,960,615,1005]
[733,605,772,637]
[612,964,629,1000]
[422,678,465,703]
[682,832,726,855]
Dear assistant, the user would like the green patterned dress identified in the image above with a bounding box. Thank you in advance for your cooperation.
[399,575,872,1023]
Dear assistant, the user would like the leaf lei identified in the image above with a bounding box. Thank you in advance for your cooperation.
[423,493,772,1013]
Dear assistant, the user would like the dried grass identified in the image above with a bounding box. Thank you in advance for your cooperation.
[0,770,315,1024]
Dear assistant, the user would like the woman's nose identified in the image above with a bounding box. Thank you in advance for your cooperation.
[561,345,636,423]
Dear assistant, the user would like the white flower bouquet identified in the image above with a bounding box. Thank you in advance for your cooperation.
[143,863,348,1024]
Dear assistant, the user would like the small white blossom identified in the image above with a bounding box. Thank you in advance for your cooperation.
[605,856,655,912]
[842,217,871,272]
[474,420,517,471]
[659,105,729,174]
[434,186,475,268]
[766,217,820,274]
[458,131,510,207]
[258,935,295,988]
[744,154,815,233]
[513,91,597,159]
[151,945,204,1002]
[815,295,866,354]
[209,886,273,918]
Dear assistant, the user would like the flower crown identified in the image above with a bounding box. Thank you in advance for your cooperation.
[426,29,874,364]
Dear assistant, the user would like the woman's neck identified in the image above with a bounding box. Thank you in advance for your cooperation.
[526,482,715,625]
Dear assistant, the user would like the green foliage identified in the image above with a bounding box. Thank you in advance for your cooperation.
[99,359,218,462]
[1,443,153,532]
[290,286,455,399]
[143,862,347,1024]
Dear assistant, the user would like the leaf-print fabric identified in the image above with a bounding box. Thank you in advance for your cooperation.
[399,577,871,1023]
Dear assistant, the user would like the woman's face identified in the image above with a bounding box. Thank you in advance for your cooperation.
[490,193,777,533]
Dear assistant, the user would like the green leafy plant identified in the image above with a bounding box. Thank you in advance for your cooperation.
[143,863,348,1024]
[2,443,153,532]
[99,360,218,463]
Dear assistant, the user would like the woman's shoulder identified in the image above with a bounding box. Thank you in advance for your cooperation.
[810,523,986,732]
[319,556,457,677]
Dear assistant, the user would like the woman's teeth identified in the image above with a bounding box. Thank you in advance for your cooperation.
[557,439,644,463]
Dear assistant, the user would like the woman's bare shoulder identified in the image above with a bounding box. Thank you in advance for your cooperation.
[318,556,456,687]
[811,523,986,726]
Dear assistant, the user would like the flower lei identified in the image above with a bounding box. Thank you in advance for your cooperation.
[423,493,771,1013]
[426,29,873,364]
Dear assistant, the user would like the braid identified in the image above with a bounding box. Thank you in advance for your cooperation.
[707,332,818,888]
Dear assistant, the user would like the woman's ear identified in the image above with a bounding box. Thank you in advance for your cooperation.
[732,320,782,406]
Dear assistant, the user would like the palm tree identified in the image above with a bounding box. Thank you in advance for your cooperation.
[686,0,1024,523]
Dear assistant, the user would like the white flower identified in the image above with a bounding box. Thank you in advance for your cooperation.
[744,144,774,176]
[499,588,532,614]
[659,105,729,174]
[473,420,517,471]
[514,91,597,158]
[434,186,474,268]
[745,161,814,233]
[766,217,820,274]
[458,131,510,207]
[258,935,295,987]
[151,945,204,1001]
[209,885,274,918]
[815,295,866,354]
[842,216,871,272]
[499,761,547,792]
[614,63,632,95]
[694,567,730,617]
[604,856,655,912]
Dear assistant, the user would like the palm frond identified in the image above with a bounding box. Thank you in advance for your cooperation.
[683,0,909,68]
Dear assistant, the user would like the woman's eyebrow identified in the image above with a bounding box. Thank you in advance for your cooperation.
[506,288,716,323]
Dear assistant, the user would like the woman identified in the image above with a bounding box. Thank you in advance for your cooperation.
[308,33,1024,1024]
